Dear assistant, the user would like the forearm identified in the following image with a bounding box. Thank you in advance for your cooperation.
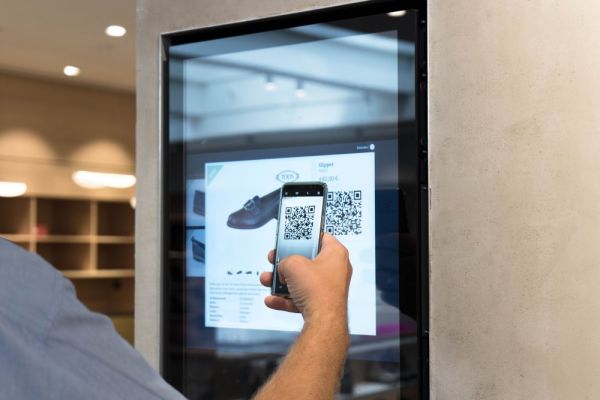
[253,314,350,400]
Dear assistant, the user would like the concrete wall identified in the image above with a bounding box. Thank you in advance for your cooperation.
[428,1,600,398]
[137,0,600,397]
[136,0,361,372]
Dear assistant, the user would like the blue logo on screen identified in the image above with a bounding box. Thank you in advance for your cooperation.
[276,170,299,183]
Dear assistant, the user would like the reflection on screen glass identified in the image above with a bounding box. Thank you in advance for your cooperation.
[166,8,421,399]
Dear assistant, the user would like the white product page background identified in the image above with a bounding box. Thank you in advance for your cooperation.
[203,151,376,335]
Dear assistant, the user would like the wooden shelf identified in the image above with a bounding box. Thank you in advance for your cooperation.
[1,197,135,275]
[36,234,92,243]
[98,201,134,236]
[0,233,31,242]
[37,242,91,271]
[0,197,30,234]
[37,198,91,235]
[97,243,134,270]
[96,235,135,244]
[2,196,135,343]
[62,269,135,279]
[72,279,134,315]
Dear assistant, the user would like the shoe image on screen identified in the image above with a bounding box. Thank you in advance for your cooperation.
[227,188,280,229]
[186,229,206,277]
[186,179,205,228]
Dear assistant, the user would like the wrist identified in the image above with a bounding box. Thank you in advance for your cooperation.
[305,298,348,320]
[304,308,349,338]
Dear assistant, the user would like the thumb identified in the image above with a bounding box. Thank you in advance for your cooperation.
[278,254,308,282]
[315,233,342,259]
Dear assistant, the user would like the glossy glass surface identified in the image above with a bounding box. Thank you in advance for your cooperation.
[163,4,426,399]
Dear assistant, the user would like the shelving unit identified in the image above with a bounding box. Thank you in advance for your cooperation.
[0,197,32,250]
[0,196,135,343]
[0,196,135,276]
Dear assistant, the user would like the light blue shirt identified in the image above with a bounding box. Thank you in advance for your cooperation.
[0,239,185,399]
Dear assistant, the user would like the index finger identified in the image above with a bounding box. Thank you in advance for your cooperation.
[267,249,275,264]
[259,271,272,287]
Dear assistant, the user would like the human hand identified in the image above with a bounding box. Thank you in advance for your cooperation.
[259,233,352,324]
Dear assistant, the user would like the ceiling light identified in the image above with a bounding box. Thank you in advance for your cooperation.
[72,171,136,189]
[63,65,80,77]
[264,74,277,92]
[105,25,127,37]
[295,80,307,98]
[0,181,27,197]
[387,10,407,17]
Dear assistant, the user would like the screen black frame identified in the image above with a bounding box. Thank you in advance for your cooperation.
[160,0,428,397]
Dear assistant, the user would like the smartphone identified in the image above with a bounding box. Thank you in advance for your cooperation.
[271,182,327,297]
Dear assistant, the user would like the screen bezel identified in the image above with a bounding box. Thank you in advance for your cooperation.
[161,0,428,397]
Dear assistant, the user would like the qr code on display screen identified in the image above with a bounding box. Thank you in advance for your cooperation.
[283,206,315,240]
[325,190,362,235]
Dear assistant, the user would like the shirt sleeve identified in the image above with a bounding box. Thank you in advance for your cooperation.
[45,273,187,400]
[0,239,186,400]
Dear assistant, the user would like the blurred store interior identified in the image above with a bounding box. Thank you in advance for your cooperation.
[0,0,137,343]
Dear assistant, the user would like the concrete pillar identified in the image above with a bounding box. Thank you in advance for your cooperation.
[429,1,600,398]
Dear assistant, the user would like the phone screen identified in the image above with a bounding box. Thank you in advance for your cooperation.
[272,183,326,296]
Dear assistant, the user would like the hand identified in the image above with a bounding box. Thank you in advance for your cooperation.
[259,233,352,324]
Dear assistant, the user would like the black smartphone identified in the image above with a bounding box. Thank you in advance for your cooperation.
[271,182,327,297]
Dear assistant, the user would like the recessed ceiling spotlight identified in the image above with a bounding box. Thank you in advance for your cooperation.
[72,170,136,189]
[0,181,27,197]
[264,74,277,92]
[63,65,81,77]
[387,10,407,17]
[295,80,307,98]
[105,25,127,37]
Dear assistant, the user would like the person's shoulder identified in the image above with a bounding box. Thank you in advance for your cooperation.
[0,237,35,259]
[0,238,62,283]
[0,238,67,338]
[0,236,27,256]
[0,237,32,259]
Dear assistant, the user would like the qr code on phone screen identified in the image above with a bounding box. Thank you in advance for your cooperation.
[283,206,315,240]
[325,190,362,235]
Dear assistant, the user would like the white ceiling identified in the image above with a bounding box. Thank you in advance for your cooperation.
[0,0,136,91]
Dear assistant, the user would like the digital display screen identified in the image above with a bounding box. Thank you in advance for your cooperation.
[164,5,425,398]
[191,150,376,334]
[272,186,326,298]
[276,193,324,260]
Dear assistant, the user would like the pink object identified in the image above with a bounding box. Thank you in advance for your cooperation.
[376,322,417,336]
[34,224,48,237]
